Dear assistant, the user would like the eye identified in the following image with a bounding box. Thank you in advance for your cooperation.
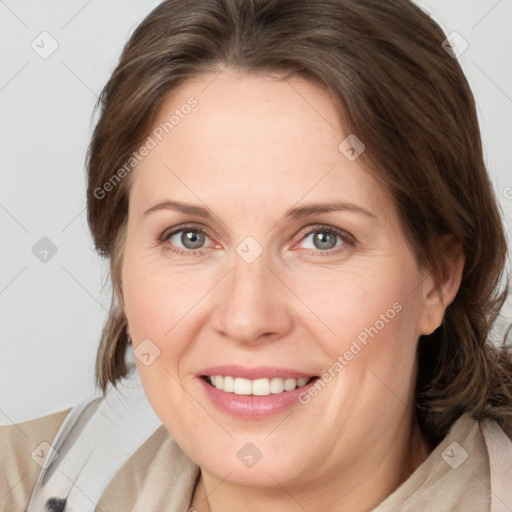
[295,225,353,254]
[172,229,206,249]
[161,224,217,255]
[159,223,354,257]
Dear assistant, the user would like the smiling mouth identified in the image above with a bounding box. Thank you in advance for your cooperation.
[202,375,317,396]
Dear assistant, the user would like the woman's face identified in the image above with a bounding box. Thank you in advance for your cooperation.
[121,69,441,492]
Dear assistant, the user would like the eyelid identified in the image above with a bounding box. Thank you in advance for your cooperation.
[160,223,215,242]
[158,224,222,258]
[293,224,356,248]
[159,222,355,255]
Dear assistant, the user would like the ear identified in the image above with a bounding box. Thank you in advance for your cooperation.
[115,286,129,336]
[418,236,465,336]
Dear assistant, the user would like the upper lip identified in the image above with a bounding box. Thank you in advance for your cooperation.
[197,365,317,380]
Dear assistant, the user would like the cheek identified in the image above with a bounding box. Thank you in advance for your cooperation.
[122,261,204,427]
[123,271,169,339]
[123,255,202,338]
[300,264,419,348]
[298,261,422,400]
[122,256,221,384]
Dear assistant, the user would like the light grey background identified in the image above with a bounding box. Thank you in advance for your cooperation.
[1,0,511,425]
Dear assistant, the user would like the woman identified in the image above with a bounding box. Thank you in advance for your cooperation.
[2,0,512,511]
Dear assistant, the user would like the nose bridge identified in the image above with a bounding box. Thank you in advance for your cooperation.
[212,249,292,343]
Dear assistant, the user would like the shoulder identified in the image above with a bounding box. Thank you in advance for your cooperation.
[0,408,71,512]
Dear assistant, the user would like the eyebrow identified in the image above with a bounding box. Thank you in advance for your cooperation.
[143,199,376,220]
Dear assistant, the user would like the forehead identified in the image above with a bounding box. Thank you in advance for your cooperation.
[129,69,392,223]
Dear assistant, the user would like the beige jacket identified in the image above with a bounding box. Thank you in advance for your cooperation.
[2,371,512,512]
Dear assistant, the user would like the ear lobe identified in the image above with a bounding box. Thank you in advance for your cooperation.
[418,237,465,336]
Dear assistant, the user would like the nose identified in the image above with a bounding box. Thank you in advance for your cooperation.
[210,253,293,346]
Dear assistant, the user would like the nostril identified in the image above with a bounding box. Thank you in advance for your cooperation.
[45,497,67,512]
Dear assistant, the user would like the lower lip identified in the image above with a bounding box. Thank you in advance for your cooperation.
[198,377,317,419]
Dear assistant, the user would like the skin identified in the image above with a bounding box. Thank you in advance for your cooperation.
[121,68,464,511]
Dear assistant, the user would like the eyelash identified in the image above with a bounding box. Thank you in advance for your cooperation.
[159,223,355,257]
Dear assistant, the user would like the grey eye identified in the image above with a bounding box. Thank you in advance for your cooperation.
[313,232,337,250]
[180,230,205,249]
[166,229,208,250]
[301,230,344,251]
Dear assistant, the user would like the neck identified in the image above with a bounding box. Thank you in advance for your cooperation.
[190,414,431,512]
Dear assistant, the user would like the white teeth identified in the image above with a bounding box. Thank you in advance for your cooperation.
[223,375,234,393]
[284,378,297,391]
[270,377,284,394]
[252,378,270,396]
[234,377,252,395]
[206,375,312,396]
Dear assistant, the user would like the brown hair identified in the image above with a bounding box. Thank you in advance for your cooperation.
[86,0,512,446]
